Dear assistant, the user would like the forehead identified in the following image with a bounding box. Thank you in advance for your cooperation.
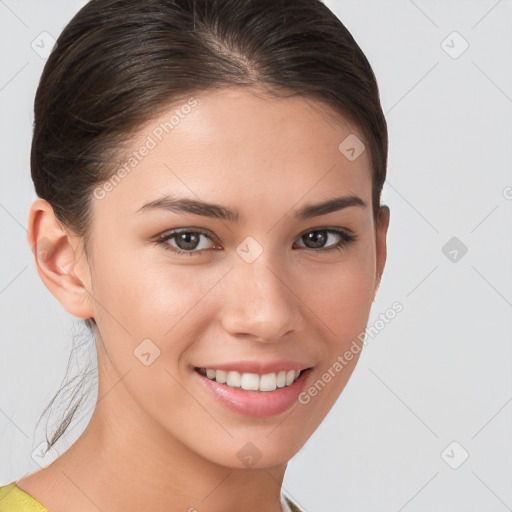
[95,86,372,219]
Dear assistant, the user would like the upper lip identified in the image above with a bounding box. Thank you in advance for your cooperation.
[195,360,313,375]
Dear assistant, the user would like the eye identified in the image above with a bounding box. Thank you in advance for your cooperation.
[156,228,218,256]
[294,228,356,252]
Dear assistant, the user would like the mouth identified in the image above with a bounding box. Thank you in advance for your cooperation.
[194,365,313,417]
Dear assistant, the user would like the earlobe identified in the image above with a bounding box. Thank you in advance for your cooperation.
[27,198,94,320]
[373,205,390,298]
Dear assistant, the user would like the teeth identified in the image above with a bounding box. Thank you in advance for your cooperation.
[285,370,296,386]
[259,373,277,392]
[226,371,241,388]
[241,373,259,391]
[201,368,303,391]
[276,371,286,388]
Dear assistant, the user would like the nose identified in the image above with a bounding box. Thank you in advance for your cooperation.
[218,255,304,343]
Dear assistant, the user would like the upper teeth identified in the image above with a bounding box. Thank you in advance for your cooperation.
[202,369,301,392]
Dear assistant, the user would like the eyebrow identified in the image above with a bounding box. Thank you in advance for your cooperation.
[135,194,366,221]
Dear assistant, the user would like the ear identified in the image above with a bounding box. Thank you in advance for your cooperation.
[373,205,390,299]
[27,198,94,320]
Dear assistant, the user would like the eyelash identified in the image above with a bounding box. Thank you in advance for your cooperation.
[155,227,357,257]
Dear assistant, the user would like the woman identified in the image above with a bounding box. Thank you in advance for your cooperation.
[0,0,389,510]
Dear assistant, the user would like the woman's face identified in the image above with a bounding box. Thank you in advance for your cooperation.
[80,86,388,468]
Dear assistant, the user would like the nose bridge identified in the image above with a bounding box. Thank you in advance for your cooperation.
[219,247,300,342]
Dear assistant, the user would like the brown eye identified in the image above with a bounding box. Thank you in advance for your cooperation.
[174,231,202,250]
[157,229,216,255]
[301,230,328,249]
[295,229,356,252]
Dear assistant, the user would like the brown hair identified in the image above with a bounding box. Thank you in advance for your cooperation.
[32,0,387,451]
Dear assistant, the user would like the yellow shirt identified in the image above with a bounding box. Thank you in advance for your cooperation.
[0,482,49,512]
[0,481,302,512]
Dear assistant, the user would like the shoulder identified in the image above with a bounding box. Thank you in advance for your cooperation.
[0,482,50,512]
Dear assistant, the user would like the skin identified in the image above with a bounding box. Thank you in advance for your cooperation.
[20,86,389,512]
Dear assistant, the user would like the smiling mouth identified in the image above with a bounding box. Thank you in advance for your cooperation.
[196,367,307,392]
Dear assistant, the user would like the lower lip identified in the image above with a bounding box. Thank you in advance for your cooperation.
[195,369,311,418]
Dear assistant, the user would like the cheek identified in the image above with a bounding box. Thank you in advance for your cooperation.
[305,278,373,372]
[125,264,227,337]
[89,246,222,359]
[299,255,376,344]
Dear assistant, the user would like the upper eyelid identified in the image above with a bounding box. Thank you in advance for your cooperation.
[159,226,351,239]
[158,227,216,242]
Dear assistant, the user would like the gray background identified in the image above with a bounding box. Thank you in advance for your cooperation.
[1,1,511,511]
